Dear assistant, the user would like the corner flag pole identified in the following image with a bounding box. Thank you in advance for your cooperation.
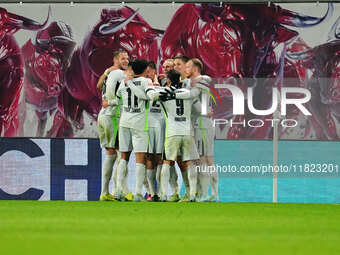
[272,91,280,203]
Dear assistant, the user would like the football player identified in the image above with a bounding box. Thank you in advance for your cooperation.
[115,59,153,202]
[171,55,192,201]
[97,50,129,201]
[148,69,200,201]
[185,58,218,202]
[144,61,162,201]
[145,61,181,201]
[159,59,174,86]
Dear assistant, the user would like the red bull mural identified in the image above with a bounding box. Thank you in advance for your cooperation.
[0,3,339,140]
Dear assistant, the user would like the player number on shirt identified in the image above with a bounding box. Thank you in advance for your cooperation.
[176,99,184,116]
[127,88,138,108]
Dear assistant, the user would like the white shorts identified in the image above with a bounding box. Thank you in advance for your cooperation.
[148,126,165,154]
[97,113,119,148]
[119,126,148,153]
[194,127,214,157]
[164,135,199,162]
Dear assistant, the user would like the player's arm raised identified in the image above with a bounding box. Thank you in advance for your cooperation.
[97,71,108,90]
[102,70,122,107]
[97,66,116,90]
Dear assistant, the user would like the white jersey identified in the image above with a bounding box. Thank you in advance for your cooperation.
[191,75,214,129]
[181,78,191,89]
[160,86,200,137]
[99,69,125,116]
[117,76,152,131]
[146,85,165,128]
[162,99,194,137]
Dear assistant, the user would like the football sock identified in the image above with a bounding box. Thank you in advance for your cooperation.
[210,165,219,198]
[117,159,128,195]
[135,163,146,195]
[161,164,171,196]
[101,154,116,195]
[188,164,198,196]
[146,169,156,196]
[156,164,162,195]
[122,163,129,195]
[169,165,179,194]
[144,176,151,195]
[181,169,190,195]
[112,153,120,195]
[198,164,210,199]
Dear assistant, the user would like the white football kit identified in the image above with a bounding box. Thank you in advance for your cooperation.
[145,85,165,154]
[117,76,152,152]
[191,75,218,201]
[191,76,215,157]
[160,86,200,162]
[97,69,125,148]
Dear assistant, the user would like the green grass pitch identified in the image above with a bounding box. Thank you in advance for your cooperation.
[1,201,339,255]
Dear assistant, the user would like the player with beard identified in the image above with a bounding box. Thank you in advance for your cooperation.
[185,58,218,202]
[97,50,130,201]
[158,59,174,86]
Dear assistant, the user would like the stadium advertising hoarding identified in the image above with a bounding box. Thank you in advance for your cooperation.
[0,138,141,201]
[1,3,340,140]
[1,138,340,203]
[0,139,102,200]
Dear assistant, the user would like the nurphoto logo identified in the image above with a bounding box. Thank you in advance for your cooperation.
[200,82,312,128]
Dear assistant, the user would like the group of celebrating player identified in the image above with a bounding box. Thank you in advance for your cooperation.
[97,50,219,202]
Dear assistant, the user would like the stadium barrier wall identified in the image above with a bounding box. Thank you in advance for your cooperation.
[1,138,339,203]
